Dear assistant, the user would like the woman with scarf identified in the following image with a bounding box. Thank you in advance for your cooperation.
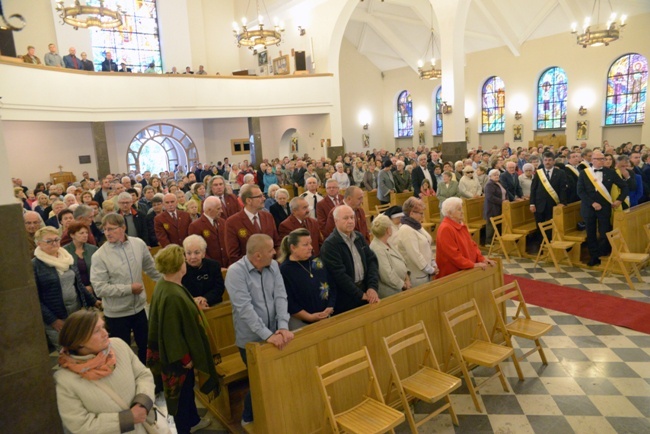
[33,226,99,349]
[395,197,438,288]
[54,309,155,434]
[147,244,220,434]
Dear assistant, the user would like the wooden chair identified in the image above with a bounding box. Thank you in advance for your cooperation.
[490,282,553,371]
[644,223,650,254]
[601,229,650,290]
[375,203,391,216]
[487,215,523,261]
[442,299,515,412]
[382,321,461,433]
[534,220,577,272]
[315,347,405,434]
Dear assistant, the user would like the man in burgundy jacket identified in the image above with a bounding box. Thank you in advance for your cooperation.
[209,175,241,219]
[323,186,370,243]
[154,193,191,247]
[279,197,322,256]
[225,184,280,263]
[316,179,344,229]
[188,196,229,267]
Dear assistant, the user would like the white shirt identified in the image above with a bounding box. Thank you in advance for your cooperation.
[301,191,323,219]
[420,165,433,185]
[244,208,259,226]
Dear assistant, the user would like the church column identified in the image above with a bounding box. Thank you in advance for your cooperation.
[91,122,111,179]
[431,0,471,163]
[0,118,64,433]
[248,117,263,166]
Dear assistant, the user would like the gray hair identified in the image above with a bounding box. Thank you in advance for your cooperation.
[325,178,339,187]
[275,188,289,199]
[289,196,306,212]
[151,193,164,204]
[117,192,132,202]
[522,163,534,172]
[73,204,93,219]
[370,214,393,238]
[333,204,353,220]
[441,197,462,217]
[488,169,501,177]
[183,234,207,252]
[243,173,255,183]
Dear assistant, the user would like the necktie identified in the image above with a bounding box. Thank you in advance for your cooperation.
[220,196,227,212]
[173,212,177,221]
[313,195,317,216]
[253,215,261,231]
[545,170,550,179]
[72,57,78,68]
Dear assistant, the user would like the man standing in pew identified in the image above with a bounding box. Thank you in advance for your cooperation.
[564,151,582,203]
[226,234,293,426]
[577,150,629,267]
[500,162,524,202]
[530,152,568,239]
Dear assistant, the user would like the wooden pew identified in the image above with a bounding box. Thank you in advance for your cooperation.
[553,201,586,264]
[279,185,295,199]
[362,190,381,221]
[422,195,441,238]
[614,201,650,253]
[244,263,504,434]
[390,191,413,207]
[143,246,161,303]
[462,197,486,244]
[501,200,537,256]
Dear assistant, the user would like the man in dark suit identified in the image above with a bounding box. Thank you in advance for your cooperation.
[101,51,118,72]
[256,163,267,194]
[188,196,229,267]
[225,184,280,264]
[116,192,149,246]
[564,151,581,203]
[118,62,132,73]
[577,150,629,266]
[530,152,568,246]
[323,186,370,243]
[412,154,436,197]
[154,193,192,247]
[146,195,163,247]
[279,197,322,256]
[321,205,379,314]
[93,177,111,207]
[209,176,241,219]
[317,179,344,229]
[291,161,307,196]
[500,161,524,201]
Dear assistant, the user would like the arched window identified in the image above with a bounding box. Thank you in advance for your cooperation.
[91,0,163,73]
[127,124,199,174]
[537,67,568,129]
[482,76,505,132]
[606,53,648,125]
[396,90,413,137]
[435,87,443,135]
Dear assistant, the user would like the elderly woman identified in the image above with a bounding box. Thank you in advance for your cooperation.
[190,183,206,214]
[263,166,278,195]
[33,227,99,349]
[185,199,201,221]
[279,228,335,330]
[519,163,535,198]
[332,162,351,189]
[458,165,482,198]
[64,193,78,208]
[369,215,410,298]
[270,188,291,228]
[395,197,437,287]
[362,162,378,191]
[436,197,496,278]
[437,171,459,214]
[63,222,99,295]
[264,183,280,210]
[54,310,155,434]
[148,245,219,434]
[181,235,225,309]
[484,168,508,245]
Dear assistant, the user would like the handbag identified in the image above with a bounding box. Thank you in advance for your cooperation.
[92,380,171,434]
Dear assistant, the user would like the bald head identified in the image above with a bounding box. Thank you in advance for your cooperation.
[333,205,356,235]
[343,186,364,210]
[24,211,43,235]
[203,196,222,219]
[246,234,275,269]
[163,193,177,213]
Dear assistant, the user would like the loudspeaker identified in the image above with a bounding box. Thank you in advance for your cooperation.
[0,29,17,58]
[295,51,306,71]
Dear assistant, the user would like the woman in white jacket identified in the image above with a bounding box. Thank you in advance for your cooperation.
[369,215,411,298]
[395,197,438,287]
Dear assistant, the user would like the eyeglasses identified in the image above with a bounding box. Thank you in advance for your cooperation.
[592,157,605,160]
[103,226,122,233]
[250,195,265,199]
[41,238,61,245]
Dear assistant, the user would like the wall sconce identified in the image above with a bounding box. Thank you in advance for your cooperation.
[578,106,588,116]
[441,101,452,114]
[465,117,469,123]
[362,123,369,130]
[298,26,306,36]
[419,120,425,127]
[514,111,522,120]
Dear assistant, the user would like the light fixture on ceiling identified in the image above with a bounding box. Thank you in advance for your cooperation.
[579,106,588,116]
[0,0,26,31]
[515,111,522,120]
[55,0,123,30]
[233,0,284,50]
[418,4,441,80]
[570,0,626,48]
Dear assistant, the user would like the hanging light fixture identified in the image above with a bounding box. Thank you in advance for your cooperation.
[55,0,123,30]
[0,0,26,31]
[233,0,284,50]
[417,5,441,80]
[570,0,626,48]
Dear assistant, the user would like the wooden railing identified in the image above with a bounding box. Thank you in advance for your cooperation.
[614,201,650,253]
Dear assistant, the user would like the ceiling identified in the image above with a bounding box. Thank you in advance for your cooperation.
[344,0,650,72]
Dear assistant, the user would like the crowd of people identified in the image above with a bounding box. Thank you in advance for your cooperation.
[18,137,646,431]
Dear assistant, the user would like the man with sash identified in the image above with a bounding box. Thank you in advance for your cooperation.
[530,152,568,231]
[563,151,581,203]
[577,150,629,267]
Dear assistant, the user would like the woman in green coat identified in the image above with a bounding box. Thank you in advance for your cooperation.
[147,245,220,434]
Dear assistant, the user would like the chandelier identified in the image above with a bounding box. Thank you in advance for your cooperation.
[570,0,626,48]
[417,4,441,80]
[233,0,284,50]
[0,0,26,31]
[55,0,123,30]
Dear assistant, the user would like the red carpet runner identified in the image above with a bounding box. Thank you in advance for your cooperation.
[503,274,650,335]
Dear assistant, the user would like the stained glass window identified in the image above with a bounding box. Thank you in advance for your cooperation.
[435,87,443,135]
[482,76,505,132]
[90,0,162,73]
[396,90,413,137]
[537,67,568,129]
[606,53,647,125]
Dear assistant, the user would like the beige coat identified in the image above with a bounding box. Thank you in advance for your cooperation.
[395,224,434,287]
[459,176,482,198]
[370,238,409,299]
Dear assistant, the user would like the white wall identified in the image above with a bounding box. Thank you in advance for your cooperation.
[4,0,57,58]
[202,118,250,165]
[260,114,330,159]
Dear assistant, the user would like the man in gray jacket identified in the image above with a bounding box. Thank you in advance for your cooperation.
[91,213,161,363]
[225,234,293,426]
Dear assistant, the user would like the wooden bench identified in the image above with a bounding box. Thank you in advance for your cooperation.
[143,246,161,303]
[553,201,586,264]
[502,200,537,256]
[362,190,381,222]
[614,201,650,254]
[462,197,485,244]
[422,195,441,238]
[279,184,295,199]
[390,191,412,207]
[244,263,505,434]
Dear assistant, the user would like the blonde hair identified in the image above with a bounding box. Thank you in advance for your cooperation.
[102,200,115,213]
[370,214,392,238]
[35,226,59,242]
[155,244,185,275]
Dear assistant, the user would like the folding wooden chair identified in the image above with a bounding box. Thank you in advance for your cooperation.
[375,203,391,216]
[382,321,461,433]
[534,219,577,272]
[490,281,553,371]
[601,229,650,290]
[442,299,516,412]
[315,347,405,434]
[487,215,523,261]
[644,223,650,254]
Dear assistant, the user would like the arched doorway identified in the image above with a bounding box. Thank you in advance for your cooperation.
[126,123,199,174]
[279,128,299,157]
